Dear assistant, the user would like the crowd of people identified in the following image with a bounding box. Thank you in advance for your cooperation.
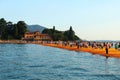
[40,41,120,54]
[51,41,120,54]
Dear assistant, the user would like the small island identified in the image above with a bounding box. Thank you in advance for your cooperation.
[0,18,80,42]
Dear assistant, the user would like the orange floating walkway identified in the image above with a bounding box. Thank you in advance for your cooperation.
[42,43,120,58]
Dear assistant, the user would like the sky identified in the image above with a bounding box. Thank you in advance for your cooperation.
[0,0,120,40]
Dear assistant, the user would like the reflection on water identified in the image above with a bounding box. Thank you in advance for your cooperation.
[0,44,120,80]
[105,58,109,75]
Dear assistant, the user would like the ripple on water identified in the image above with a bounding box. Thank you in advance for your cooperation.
[28,65,46,68]
[1,44,120,80]
[66,67,88,72]
[51,65,66,69]
[79,74,120,80]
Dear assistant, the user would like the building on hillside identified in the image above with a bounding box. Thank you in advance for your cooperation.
[23,31,52,41]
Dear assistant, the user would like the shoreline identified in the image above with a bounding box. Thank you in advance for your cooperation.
[0,40,42,44]
[0,40,120,58]
[42,43,120,58]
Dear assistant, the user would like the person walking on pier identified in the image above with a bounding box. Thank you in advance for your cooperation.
[105,42,109,54]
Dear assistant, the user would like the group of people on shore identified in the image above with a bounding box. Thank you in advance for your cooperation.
[2,40,119,55]
[1,40,120,55]
[50,41,120,54]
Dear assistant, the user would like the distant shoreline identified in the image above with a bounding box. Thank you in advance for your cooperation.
[0,40,26,44]
[1,40,120,58]
[0,40,41,44]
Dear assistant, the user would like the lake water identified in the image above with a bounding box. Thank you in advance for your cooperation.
[0,44,120,80]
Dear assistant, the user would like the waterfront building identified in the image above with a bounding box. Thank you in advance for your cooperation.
[23,31,52,41]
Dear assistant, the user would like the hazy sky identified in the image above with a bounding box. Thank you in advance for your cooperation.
[0,0,120,40]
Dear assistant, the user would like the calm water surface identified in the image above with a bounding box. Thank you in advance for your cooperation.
[0,44,120,80]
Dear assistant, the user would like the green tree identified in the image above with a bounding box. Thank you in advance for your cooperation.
[6,21,14,34]
[6,21,15,39]
[0,18,29,40]
[0,18,7,39]
[42,29,52,35]
[68,26,75,41]
[63,31,69,41]
[13,24,18,39]
[17,21,27,39]
[53,26,55,33]
[42,26,80,41]
[74,35,80,40]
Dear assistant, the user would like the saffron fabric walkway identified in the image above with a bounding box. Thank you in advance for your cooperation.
[42,43,120,58]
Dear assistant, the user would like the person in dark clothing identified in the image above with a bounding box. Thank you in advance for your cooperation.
[105,42,109,54]
[106,47,108,54]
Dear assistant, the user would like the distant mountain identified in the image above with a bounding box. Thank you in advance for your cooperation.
[27,25,46,33]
